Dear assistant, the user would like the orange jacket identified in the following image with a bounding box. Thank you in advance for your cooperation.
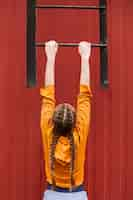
[40,85,92,188]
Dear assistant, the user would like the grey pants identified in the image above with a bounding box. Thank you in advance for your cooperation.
[43,190,88,200]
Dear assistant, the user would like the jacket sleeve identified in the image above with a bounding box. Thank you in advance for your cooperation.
[76,85,92,141]
[40,85,55,131]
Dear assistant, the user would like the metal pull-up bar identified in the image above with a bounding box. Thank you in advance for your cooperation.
[27,0,108,88]
[35,5,105,10]
[36,42,107,48]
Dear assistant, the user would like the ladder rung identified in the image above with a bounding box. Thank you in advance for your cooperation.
[35,5,106,10]
[36,42,107,48]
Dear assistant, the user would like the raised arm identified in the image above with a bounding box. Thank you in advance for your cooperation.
[76,42,92,141]
[79,41,91,86]
[40,41,58,131]
[45,40,58,86]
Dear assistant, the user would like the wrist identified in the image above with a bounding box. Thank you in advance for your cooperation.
[47,56,56,62]
[81,56,89,61]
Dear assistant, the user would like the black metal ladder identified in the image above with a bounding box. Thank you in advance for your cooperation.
[27,0,108,87]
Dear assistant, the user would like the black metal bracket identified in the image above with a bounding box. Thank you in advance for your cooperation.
[27,1,108,87]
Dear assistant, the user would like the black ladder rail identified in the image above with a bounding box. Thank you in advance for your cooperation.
[99,0,108,87]
[27,0,36,87]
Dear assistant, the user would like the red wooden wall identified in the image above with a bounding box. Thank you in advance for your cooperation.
[0,0,133,200]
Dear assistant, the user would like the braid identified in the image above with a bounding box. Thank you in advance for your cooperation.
[50,133,60,190]
[63,105,67,125]
[50,105,65,190]
[68,107,75,192]
[69,132,75,192]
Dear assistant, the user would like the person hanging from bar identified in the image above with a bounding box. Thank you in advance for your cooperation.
[40,40,92,200]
